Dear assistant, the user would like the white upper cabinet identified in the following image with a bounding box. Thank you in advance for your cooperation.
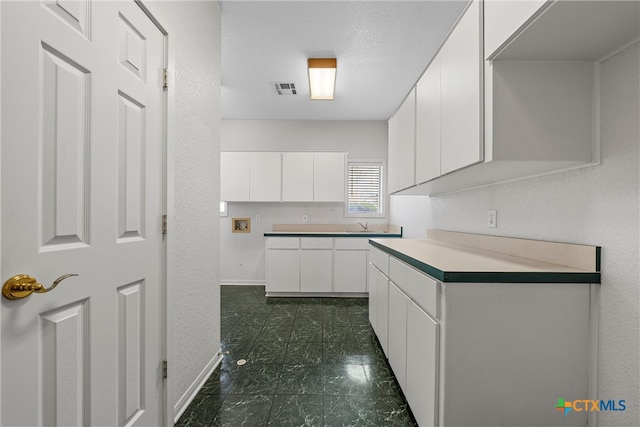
[221,152,250,201]
[221,151,347,202]
[313,152,346,202]
[389,0,638,196]
[483,0,549,59]
[282,152,314,201]
[415,53,441,184]
[388,88,416,193]
[250,152,282,202]
[439,0,483,175]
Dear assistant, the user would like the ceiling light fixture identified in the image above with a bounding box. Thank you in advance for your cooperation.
[308,58,337,100]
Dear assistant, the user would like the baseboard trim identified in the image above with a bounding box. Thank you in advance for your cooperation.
[173,349,224,424]
[220,281,265,286]
[265,292,368,298]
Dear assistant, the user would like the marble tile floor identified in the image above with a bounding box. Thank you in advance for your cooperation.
[176,285,418,427]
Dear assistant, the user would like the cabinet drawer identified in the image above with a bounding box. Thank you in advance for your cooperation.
[266,238,300,249]
[369,246,390,276]
[301,238,333,249]
[389,257,439,319]
[334,238,370,250]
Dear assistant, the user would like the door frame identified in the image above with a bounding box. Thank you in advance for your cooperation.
[134,1,174,425]
[0,1,174,425]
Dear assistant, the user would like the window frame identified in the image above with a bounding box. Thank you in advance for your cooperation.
[344,159,386,218]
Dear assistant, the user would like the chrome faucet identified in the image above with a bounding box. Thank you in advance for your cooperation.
[358,222,368,231]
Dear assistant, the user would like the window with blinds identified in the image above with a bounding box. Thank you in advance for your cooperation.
[347,161,384,216]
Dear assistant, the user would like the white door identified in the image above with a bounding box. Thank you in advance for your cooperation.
[1,1,166,426]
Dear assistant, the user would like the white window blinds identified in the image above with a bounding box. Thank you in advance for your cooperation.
[347,162,383,215]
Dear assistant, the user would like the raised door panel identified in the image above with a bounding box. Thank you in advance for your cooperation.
[117,281,145,425]
[40,301,89,426]
[282,152,314,201]
[314,152,346,202]
[301,250,333,292]
[334,250,368,293]
[415,53,441,184]
[41,43,91,249]
[484,0,549,59]
[440,0,483,175]
[265,250,300,293]
[221,152,250,201]
[388,282,408,392]
[117,91,146,242]
[250,152,281,202]
[406,300,439,427]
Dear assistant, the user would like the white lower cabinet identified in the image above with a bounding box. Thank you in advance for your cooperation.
[266,237,371,295]
[265,249,300,292]
[387,282,408,392]
[334,251,367,293]
[333,238,369,293]
[300,238,333,293]
[406,299,439,427]
[368,263,389,356]
[369,243,593,427]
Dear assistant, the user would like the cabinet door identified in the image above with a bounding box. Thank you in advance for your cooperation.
[265,250,300,293]
[301,250,333,293]
[406,299,439,427]
[314,152,345,202]
[440,0,482,175]
[334,250,367,293]
[282,152,314,201]
[372,266,389,357]
[388,88,416,193]
[221,152,250,201]
[415,53,441,184]
[484,0,548,59]
[368,263,378,330]
[388,282,407,392]
[250,152,281,201]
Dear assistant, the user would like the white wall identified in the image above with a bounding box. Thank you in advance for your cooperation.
[391,44,639,425]
[221,120,387,282]
[222,119,387,157]
[152,1,221,419]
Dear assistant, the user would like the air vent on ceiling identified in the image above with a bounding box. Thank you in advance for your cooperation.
[273,82,297,95]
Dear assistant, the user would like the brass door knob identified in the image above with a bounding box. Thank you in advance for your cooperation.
[2,274,78,300]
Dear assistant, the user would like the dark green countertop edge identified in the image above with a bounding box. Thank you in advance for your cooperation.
[369,240,601,284]
[264,233,403,238]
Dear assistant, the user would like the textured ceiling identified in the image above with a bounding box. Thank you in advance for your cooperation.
[221,1,468,120]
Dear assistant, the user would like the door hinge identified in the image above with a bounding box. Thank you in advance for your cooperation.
[162,68,169,89]
[162,360,168,379]
[162,214,168,237]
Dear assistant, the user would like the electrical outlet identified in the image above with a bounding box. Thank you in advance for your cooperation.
[488,210,497,228]
[255,215,261,222]
[303,215,309,222]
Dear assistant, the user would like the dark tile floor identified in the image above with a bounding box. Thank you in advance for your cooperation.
[176,285,417,426]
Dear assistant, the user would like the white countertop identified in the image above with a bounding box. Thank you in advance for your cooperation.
[370,231,600,283]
